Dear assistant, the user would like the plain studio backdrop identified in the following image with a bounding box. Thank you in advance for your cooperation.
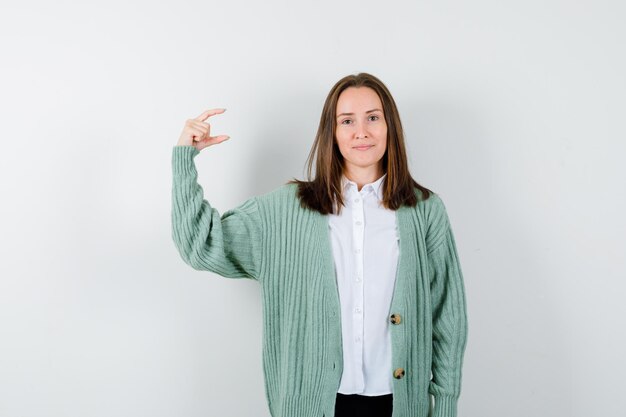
[1,0,625,416]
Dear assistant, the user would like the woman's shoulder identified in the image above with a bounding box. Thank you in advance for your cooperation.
[257,182,297,198]
[410,187,450,230]
[411,185,444,211]
[254,182,300,209]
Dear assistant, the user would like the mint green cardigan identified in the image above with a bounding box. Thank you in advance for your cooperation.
[171,145,468,417]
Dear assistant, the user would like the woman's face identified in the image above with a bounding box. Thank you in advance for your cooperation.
[334,86,387,177]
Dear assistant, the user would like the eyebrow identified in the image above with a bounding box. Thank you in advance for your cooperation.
[336,108,383,118]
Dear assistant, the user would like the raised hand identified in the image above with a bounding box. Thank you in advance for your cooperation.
[176,108,230,151]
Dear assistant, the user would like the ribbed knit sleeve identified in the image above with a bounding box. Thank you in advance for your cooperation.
[171,145,262,280]
[426,195,469,417]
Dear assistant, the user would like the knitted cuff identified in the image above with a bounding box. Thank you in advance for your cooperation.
[172,145,200,177]
[432,395,458,417]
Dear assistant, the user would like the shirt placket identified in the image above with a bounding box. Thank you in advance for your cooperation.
[351,186,366,391]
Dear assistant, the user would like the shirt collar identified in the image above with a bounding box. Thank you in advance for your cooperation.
[341,172,387,201]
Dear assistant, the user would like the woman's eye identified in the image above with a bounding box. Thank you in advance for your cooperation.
[340,115,379,125]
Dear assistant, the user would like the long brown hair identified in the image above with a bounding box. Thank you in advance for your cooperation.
[287,72,433,215]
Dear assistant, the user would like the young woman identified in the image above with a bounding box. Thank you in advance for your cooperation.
[171,72,468,417]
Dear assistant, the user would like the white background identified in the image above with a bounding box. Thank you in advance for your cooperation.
[1,1,625,416]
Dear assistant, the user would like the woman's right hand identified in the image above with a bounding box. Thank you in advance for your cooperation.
[176,108,230,151]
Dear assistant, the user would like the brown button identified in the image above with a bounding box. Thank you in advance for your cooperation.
[390,313,402,325]
[393,368,405,379]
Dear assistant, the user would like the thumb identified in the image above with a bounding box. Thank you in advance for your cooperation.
[197,135,230,150]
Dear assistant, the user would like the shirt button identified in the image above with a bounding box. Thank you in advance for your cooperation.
[355,221,362,226]
[354,198,360,203]
[354,248,361,253]
[355,337,361,342]
[355,277,362,282]
[355,307,361,313]
[393,368,405,379]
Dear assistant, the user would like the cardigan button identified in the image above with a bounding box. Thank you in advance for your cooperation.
[390,313,402,325]
[393,368,405,379]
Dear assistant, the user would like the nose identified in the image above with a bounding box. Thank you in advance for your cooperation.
[355,120,368,139]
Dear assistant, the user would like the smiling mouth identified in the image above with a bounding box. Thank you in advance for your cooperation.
[353,145,373,150]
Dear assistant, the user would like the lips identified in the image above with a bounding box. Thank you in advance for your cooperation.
[353,145,373,150]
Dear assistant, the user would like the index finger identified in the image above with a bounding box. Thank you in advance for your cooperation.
[194,108,226,122]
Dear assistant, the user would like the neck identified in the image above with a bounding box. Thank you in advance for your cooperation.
[343,166,385,191]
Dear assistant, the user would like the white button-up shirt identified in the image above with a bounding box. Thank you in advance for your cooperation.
[328,172,400,395]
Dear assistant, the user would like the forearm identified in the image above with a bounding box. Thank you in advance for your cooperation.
[171,145,261,279]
